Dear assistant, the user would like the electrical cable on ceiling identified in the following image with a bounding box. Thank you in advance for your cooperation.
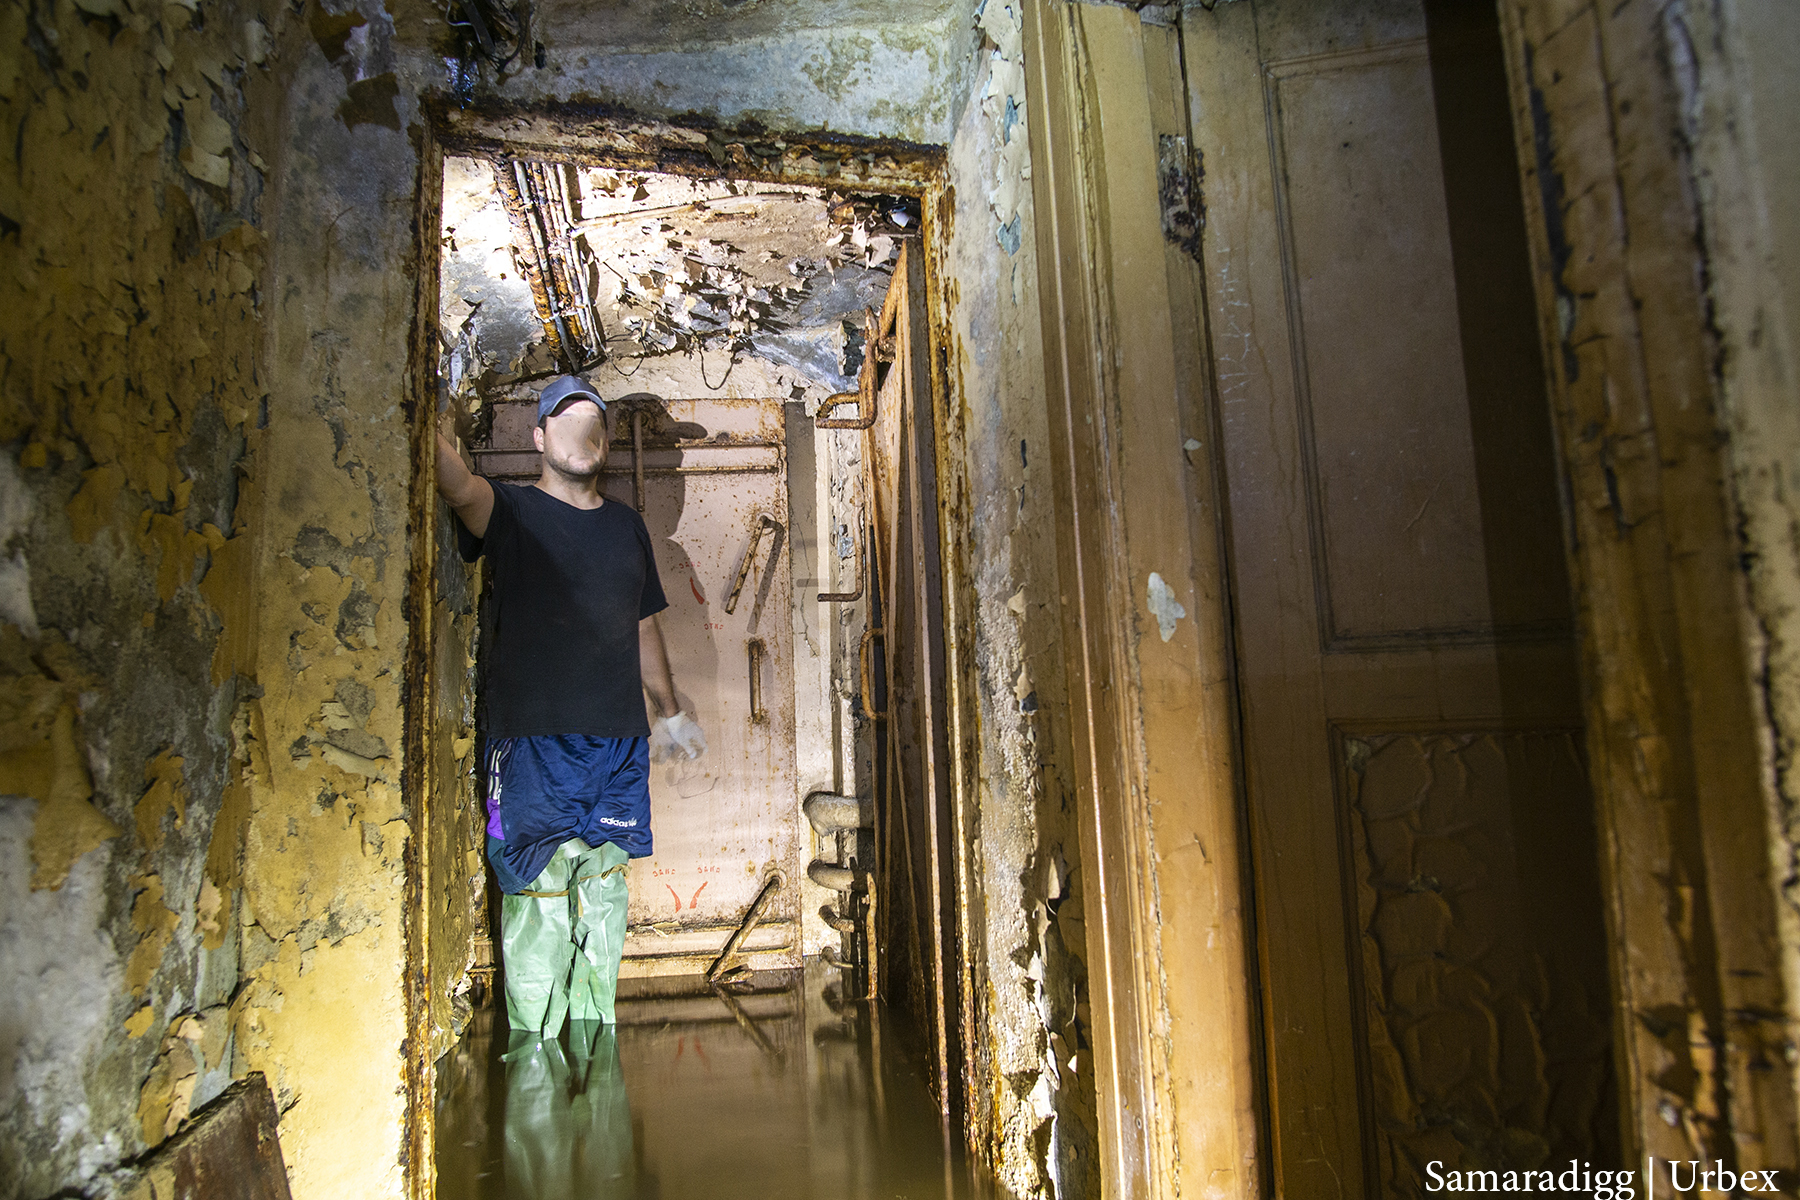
[440,0,525,99]
[697,341,734,392]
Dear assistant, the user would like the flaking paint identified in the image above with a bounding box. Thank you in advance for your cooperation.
[0,0,284,1188]
[1,0,1088,1196]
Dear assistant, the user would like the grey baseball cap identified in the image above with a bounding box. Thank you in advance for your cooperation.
[536,375,606,422]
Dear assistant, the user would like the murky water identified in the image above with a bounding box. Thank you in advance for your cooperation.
[435,962,1007,1200]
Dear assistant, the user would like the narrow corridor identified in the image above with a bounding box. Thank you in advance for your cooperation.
[434,963,1002,1200]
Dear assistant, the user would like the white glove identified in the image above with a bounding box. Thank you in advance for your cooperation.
[650,711,707,763]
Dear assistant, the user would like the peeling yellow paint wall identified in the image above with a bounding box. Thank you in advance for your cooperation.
[0,0,1082,1194]
[0,0,456,1191]
[237,39,422,1190]
[0,0,289,1191]
[937,3,1098,1195]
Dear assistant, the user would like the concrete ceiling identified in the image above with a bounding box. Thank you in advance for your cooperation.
[440,155,918,406]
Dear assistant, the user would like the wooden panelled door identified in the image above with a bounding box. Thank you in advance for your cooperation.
[1182,0,1619,1193]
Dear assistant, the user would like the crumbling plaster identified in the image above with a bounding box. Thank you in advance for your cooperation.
[383,0,978,146]
[1,0,288,1192]
[938,2,1097,1196]
[4,0,1090,1196]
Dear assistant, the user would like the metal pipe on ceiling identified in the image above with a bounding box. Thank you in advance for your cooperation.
[543,164,605,366]
[488,156,573,370]
[513,160,583,371]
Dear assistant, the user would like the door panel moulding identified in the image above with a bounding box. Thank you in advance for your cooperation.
[1022,4,1260,1199]
[407,101,985,1186]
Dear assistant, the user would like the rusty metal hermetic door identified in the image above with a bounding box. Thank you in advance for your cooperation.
[475,395,803,977]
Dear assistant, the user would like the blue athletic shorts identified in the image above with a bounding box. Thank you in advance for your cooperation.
[485,735,652,894]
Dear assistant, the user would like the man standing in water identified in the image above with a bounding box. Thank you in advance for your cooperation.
[435,375,706,1033]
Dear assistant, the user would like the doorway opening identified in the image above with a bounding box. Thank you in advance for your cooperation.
[414,125,972,1198]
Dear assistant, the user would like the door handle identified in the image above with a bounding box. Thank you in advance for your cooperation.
[747,638,767,724]
[724,511,780,615]
[814,305,896,430]
[814,391,874,430]
[819,515,865,603]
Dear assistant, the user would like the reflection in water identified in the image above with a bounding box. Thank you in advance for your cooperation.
[499,1023,635,1196]
[436,961,1006,1200]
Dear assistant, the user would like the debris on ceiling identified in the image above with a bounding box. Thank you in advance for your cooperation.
[439,157,920,412]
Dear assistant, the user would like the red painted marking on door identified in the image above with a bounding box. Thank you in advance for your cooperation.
[674,1038,685,1061]
[689,881,708,909]
[690,577,707,604]
[665,884,682,909]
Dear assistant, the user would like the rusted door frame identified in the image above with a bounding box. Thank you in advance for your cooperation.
[403,119,447,1200]
[918,185,987,1139]
[865,243,964,1115]
[428,102,947,198]
[406,103,981,1187]
[1021,5,1261,1198]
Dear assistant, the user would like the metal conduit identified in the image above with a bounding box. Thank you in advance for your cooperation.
[529,160,603,366]
[488,157,570,368]
[511,160,582,372]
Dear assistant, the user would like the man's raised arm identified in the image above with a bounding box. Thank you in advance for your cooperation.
[436,430,495,538]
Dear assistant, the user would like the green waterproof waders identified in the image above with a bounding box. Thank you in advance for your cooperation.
[500,838,630,1035]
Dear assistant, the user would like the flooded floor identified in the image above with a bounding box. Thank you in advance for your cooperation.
[435,960,1006,1200]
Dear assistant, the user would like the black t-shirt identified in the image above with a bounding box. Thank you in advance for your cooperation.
[457,482,669,737]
